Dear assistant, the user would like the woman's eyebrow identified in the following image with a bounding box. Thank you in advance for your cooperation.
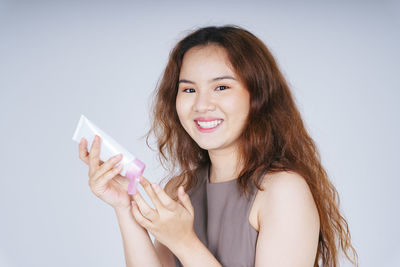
[212,76,237,82]
[178,75,237,85]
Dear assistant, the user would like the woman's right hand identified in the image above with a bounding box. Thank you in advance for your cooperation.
[78,135,132,210]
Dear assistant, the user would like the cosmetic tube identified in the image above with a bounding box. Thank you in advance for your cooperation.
[72,114,145,195]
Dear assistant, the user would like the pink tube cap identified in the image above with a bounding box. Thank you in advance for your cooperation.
[125,158,146,195]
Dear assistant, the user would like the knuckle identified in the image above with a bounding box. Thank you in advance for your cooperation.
[106,169,116,179]
[108,160,118,169]
[109,155,120,163]
[105,159,114,167]
[111,167,118,174]
[133,211,144,222]
[141,209,151,216]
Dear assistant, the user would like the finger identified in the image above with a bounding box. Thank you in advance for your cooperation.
[139,176,164,211]
[88,135,101,177]
[93,153,123,182]
[132,191,158,221]
[131,201,154,231]
[90,164,123,195]
[178,186,194,215]
[78,137,89,165]
[151,183,176,211]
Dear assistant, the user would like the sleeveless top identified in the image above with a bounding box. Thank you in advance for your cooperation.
[173,164,260,267]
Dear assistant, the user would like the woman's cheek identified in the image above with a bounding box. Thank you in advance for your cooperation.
[177,96,193,118]
[175,95,185,118]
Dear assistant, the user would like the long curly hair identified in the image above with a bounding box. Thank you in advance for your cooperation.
[146,25,358,267]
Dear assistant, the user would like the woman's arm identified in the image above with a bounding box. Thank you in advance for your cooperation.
[115,206,163,267]
[154,239,176,267]
[169,233,222,267]
[78,136,163,267]
[153,234,222,267]
[255,171,320,267]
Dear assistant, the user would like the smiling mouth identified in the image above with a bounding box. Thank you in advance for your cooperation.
[196,119,223,129]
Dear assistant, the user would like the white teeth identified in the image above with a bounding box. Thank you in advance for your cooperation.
[197,120,222,129]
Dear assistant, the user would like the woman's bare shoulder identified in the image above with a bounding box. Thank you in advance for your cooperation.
[256,170,317,209]
[259,170,311,193]
[258,170,319,222]
[253,170,319,228]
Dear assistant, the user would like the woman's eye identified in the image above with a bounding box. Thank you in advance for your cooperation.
[183,88,195,93]
[216,85,229,91]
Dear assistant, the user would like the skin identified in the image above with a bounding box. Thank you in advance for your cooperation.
[78,44,320,267]
[79,135,220,266]
[176,44,251,183]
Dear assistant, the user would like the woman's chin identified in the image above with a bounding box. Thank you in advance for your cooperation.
[195,140,228,152]
[195,141,220,151]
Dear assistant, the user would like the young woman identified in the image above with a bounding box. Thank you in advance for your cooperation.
[78,25,358,267]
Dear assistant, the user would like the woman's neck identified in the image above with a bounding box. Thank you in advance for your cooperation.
[208,146,242,183]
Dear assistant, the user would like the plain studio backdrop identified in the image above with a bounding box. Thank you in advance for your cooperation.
[0,0,399,266]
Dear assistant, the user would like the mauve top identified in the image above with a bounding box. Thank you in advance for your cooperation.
[173,164,260,267]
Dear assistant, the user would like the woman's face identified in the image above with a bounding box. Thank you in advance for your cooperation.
[176,45,250,152]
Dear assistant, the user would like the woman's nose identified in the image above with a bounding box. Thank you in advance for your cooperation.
[193,91,216,112]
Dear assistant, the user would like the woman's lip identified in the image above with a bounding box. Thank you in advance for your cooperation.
[194,120,223,133]
[194,117,223,122]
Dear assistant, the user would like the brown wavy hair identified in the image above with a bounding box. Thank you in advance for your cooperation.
[146,25,358,267]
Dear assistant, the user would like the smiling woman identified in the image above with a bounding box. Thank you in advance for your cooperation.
[145,25,359,267]
[79,25,358,267]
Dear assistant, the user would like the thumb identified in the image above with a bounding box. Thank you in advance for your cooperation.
[178,186,193,214]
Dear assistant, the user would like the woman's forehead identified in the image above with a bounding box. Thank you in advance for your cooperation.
[180,45,237,80]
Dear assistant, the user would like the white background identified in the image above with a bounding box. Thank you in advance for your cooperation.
[0,0,399,266]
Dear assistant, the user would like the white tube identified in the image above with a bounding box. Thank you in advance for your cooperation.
[72,114,145,194]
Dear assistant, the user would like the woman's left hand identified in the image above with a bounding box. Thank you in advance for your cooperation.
[131,176,196,252]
